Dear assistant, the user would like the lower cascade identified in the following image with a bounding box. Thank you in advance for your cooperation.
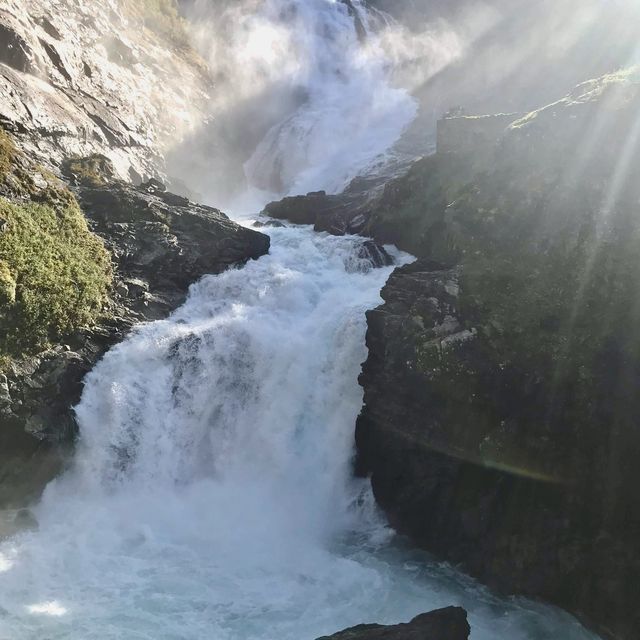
[0,227,598,640]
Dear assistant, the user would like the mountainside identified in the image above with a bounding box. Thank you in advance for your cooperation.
[0,0,210,184]
[2,2,639,638]
[354,68,640,640]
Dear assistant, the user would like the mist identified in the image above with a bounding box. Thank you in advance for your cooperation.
[165,0,640,208]
[4,1,640,639]
[166,0,464,208]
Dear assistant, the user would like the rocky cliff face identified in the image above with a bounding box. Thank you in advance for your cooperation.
[0,0,210,184]
[355,68,640,640]
[315,607,470,640]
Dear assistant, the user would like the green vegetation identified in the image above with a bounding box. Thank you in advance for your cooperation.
[62,154,115,188]
[0,130,112,364]
[0,198,111,359]
[0,129,37,198]
[408,165,640,481]
[0,129,16,178]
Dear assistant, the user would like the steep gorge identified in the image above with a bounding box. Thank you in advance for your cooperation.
[0,2,638,640]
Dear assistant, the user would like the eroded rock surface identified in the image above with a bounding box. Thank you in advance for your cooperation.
[0,0,211,182]
[263,190,372,236]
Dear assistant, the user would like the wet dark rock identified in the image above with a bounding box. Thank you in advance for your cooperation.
[77,179,270,300]
[316,607,470,640]
[356,240,393,268]
[253,219,286,229]
[14,508,38,530]
[142,177,167,194]
[0,507,39,540]
[339,0,367,42]
[355,71,640,640]
[262,189,372,236]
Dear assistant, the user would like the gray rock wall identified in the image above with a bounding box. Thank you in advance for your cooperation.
[0,0,211,182]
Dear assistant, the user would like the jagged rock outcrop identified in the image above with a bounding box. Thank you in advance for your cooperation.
[316,607,470,640]
[262,189,393,268]
[263,190,372,236]
[77,178,270,310]
[0,159,269,508]
[0,0,211,183]
[356,69,640,640]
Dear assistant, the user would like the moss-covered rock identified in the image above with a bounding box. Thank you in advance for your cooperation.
[356,68,640,640]
[0,131,112,363]
[0,146,270,508]
[0,199,111,358]
[61,154,116,188]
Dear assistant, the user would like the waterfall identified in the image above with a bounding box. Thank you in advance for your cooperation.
[0,2,601,639]
[241,0,416,196]
[0,227,599,640]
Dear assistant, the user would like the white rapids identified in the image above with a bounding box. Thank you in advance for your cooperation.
[0,228,599,640]
[0,1,603,639]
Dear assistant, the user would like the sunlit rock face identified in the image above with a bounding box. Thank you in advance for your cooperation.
[355,69,640,640]
[369,0,640,156]
[0,0,211,184]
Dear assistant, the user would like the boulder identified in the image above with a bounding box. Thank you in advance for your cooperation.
[354,240,394,269]
[316,607,470,640]
[77,179,270,299]
[262,190,372,236]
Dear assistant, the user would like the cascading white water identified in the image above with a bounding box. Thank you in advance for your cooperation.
[177,0,434,206]
[0,229,599,640]
[242,0,416,195]
[0,2,603,639]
